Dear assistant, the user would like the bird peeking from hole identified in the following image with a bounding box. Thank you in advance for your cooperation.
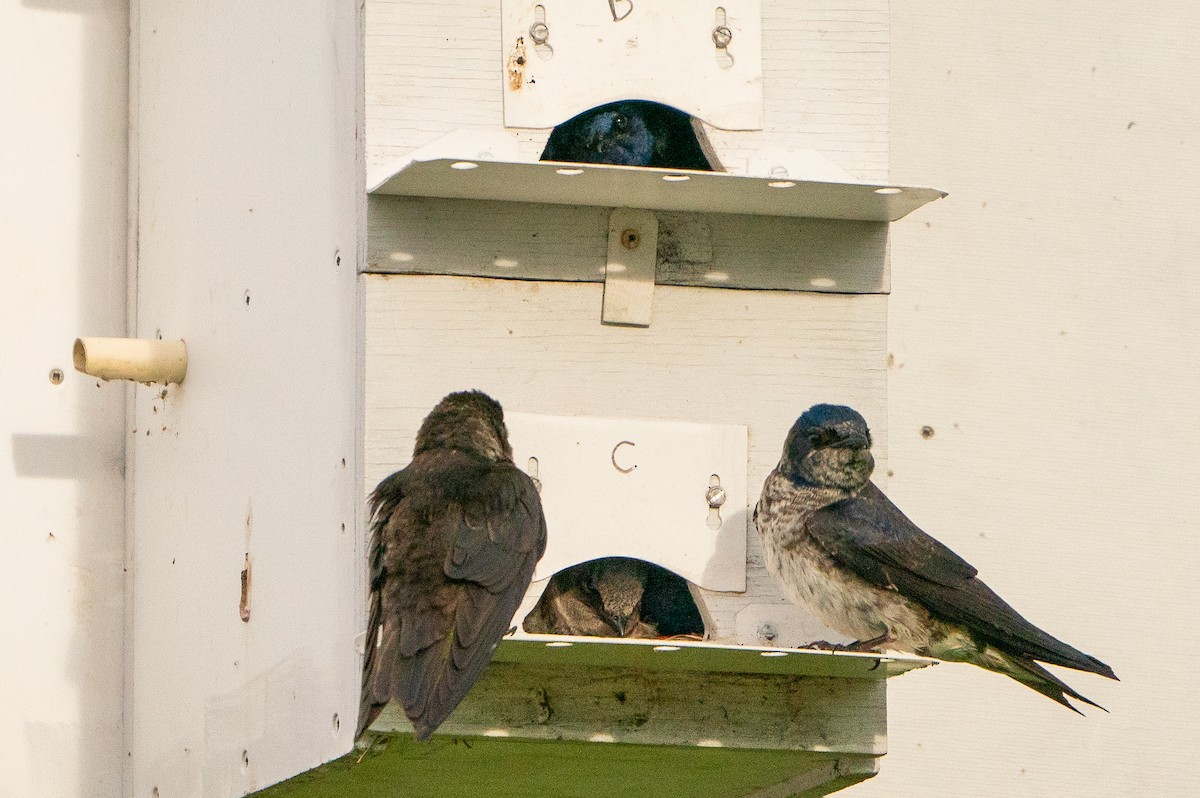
[357,390,547,741]
[754,404,1118,713]
[523,556,705,639]
[540,100,719,171]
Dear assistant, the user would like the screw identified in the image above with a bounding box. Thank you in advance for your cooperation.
[529,21,550,45]
[920,425,935,439]
[712,25,733,48]
[49,368,64,385]
[705,485,727,508]
[620,228,640,250]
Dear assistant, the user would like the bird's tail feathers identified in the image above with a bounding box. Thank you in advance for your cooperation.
[995,650,1108,714]
[1009,628,1118,681]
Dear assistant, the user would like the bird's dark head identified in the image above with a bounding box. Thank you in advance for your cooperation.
[413,390,513,462]
[583,558,649,637]
[573,102,655,166]
[780,404,875,492]
[541,99,715,170]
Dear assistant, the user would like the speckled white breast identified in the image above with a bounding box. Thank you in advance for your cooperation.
[756,471,939,652]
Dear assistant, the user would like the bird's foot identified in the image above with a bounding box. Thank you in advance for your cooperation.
[802,632,892,653]
[845,632,893,652]
[802,639,850,651]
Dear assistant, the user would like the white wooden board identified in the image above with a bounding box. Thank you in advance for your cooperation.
[507,413,748,590]
[366,196,891,293]
[2,4,129,796]
[127,3,363,796]
[500,0,763,130]
[366,0,892,181]
[365,274,889,644]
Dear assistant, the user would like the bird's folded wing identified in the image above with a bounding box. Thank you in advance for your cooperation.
[805,481,1113,675]
[444,465,547,591]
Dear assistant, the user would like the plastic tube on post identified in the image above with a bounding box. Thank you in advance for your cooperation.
[72,337,188,384]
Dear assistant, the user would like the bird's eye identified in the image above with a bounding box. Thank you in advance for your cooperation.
[612,114,629,132]
[808,428,838,448]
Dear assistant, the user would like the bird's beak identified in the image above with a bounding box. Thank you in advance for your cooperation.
[831,431,871,450]
[610,615,629,637]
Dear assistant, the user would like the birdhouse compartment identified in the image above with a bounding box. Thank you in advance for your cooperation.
[499,0,764,130]
[507,412,747,591]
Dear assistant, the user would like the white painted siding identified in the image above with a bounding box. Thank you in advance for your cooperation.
[869,4,1200,796]
[126,2,364,796]
[0,3,129,797]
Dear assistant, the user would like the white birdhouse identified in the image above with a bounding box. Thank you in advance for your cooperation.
[93,1,944,796]
[346,1,943,796]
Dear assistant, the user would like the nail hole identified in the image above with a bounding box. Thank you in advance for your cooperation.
[332,713,341,735]
[244,291,251,306]
[334,250,342,268]
[920,425,935,439]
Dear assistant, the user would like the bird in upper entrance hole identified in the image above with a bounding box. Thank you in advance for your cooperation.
[755,403,1118,713]
[357,390,547,741]
[540,100,719,171]
[523,556,705,639]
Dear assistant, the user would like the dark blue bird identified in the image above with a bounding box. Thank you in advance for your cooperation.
[540,100,716,171]
[755,404,1118,712]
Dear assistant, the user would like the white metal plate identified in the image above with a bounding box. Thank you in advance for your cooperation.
[368,158,947,223]
[734,603,854,650]
[494,637,934,680]
[501,0,763,130]
[602,208,657,326]
[507,413,748,592]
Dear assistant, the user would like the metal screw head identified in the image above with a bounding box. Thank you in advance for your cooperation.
[620,228,640,250]
[49,368,64,385]
[758,622,778,642]
[705,485,727,508]
[712,25,733,48]
[529,21,550,45]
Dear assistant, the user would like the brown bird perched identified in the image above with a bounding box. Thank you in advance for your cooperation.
[523,557,705,639]
[356,391,547,740]
[755,404,1117,712]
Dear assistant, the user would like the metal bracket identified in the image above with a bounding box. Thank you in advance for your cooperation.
[602,208,657,327]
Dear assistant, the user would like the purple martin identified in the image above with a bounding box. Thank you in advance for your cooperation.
[755,404,1117,711]
[356,391,547,740]
[540,100,717,171]
[522,557,705,639]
